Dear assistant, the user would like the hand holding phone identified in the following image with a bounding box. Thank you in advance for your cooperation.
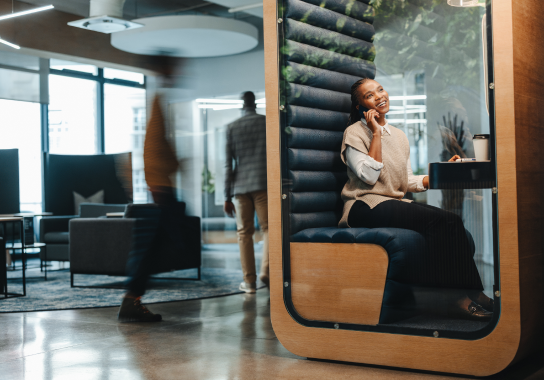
[363,109,381,134]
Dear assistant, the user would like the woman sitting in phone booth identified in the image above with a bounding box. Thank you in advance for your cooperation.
[340,78,493,320]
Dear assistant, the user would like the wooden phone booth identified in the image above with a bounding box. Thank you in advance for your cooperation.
[264,0,544,376]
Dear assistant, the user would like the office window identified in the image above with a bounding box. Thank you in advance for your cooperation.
[0,68,40,103]
[48,75,98,154]
[0,99,42,212]
[104,84,147,203]
[104,68,144,84]
[0,50,39,70]
[50,59,98,75]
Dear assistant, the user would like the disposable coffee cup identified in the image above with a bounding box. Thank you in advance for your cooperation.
[473,134,490,161]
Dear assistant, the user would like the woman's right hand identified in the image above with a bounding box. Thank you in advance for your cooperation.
[364,109,381,135]
[448,155,461,162]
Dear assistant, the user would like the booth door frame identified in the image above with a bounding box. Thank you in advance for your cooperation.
[265,0,544,376]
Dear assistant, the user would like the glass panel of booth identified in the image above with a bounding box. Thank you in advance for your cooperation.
[169,93,266,254]
[373,1,494,300]
[280,0,496,334]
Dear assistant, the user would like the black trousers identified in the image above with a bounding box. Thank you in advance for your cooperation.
[126,189,183,297]
[348,200,484,291]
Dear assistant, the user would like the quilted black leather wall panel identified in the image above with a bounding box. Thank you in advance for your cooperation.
[285,41,376,78]
[285,19,375,60]
[288,148,345,171]
[284,62,360,94]
[287,83,351,113]
[290,191,342,213]
[285,0,374,41]
[290,211,340,234]
[281,0,375,235]
[300,0,374,23]
[287,105,348,131]
[290,171,348,192]
[287,127,344,151]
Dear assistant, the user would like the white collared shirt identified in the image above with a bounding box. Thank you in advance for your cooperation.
[345,123,427,192]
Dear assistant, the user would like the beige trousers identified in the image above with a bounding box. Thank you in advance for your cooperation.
[233,190,269,284]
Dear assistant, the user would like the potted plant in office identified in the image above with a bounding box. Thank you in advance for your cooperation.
[437,112,470,218]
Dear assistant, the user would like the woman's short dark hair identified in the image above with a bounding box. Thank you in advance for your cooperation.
[348,78,373,126]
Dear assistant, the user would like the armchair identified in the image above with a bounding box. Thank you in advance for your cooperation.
[39,152,134,263]
[69,203,201,287]
[39,204,127,263]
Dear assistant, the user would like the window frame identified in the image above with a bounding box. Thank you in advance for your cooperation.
[48,65,146,154]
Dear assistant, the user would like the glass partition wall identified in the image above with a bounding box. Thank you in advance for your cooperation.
[278,0,497,338]
[374,1,496,304]
[170,94,266,265]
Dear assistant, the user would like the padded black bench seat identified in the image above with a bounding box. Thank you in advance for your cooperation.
[292,226,425,286]
[292,226,475,323]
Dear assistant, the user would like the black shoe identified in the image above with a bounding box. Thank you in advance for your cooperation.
[452,301,493,321]
[118,296,162,322]
[479,298,494,312]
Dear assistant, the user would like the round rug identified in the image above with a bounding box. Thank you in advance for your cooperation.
[1,265,254,313]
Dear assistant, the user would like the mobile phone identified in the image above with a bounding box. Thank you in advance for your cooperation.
[358,104,370,119]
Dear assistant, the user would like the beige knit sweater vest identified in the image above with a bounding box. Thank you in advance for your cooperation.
[338,120,412,228]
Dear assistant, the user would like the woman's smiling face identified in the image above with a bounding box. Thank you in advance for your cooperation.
[357,79,390,115]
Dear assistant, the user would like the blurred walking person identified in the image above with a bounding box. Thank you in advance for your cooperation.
[118,55,181,322]
[224,91,269,294]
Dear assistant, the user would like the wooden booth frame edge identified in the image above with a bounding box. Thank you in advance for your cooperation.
[265,0,540,376]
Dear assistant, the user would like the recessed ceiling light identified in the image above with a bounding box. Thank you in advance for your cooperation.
[68,16,143,34]
[0,37,20,49]
[0,5,54,22]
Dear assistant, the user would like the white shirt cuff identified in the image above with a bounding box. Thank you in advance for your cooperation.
[415,175,427,192]
[363,155,384,171]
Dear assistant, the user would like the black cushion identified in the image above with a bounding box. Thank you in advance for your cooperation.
[287,83,351,113]
[284,62,361,95]
[285,0,375,41]
[300,0,373,23]
[285,41,376,78]
[44,231,69,244]
[285,19,375,60]
[79,203,127,218]
[287,105,348,132]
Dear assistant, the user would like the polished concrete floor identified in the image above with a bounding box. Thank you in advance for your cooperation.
[2,246,544,379]
[2,290,544,380]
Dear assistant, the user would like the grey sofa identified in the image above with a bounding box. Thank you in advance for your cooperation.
[69,203,201,287]
[39,203,127,263]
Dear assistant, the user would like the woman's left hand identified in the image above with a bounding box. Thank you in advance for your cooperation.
[423,176,429,189]
[448,155,461,162]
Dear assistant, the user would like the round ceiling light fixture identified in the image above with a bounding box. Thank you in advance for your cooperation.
[111,15,259,58]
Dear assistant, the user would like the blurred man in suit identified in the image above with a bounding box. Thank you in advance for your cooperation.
[224,92,268,294]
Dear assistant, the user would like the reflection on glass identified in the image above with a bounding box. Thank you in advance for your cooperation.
[280,0,496,332]
[104,84,147,203]
[50,59,98,75]
[171,93,266,254]
[0,99,42,212]
[48,75,98,154]
[372,1,494,323]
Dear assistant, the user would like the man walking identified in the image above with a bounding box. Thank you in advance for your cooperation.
[224,91,268,293]
[118,55,181,322]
